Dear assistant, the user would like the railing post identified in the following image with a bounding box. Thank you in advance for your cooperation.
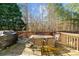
[66,35,69,46]
[62,34,65,44]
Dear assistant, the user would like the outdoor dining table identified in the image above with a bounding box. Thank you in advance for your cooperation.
[29,35,56,55]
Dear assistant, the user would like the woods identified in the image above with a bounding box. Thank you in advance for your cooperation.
[26,3,79,32]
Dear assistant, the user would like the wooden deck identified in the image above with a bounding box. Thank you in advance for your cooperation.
[6,31,79,56]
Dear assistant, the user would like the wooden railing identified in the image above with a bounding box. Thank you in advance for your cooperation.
[59,32,79,51]
[17,31,54,38]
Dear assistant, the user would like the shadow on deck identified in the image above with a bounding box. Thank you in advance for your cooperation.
[0,43,26,56]
[53,42,71,56]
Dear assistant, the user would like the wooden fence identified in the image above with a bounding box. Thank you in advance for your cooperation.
[59,32,79,51]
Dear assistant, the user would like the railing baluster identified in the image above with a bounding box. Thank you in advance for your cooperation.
[73,37,75,49]
[71,36,73,48]
[68,36,70,46]
[67,35,68,46]
[70,36,72,47]
[75,38,76,49]
[68,36,69,46]
[69,36,71,47]
[70,36,72,48]
[77,38,79,51]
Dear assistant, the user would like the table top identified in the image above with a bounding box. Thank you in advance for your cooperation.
[29,35,53,39]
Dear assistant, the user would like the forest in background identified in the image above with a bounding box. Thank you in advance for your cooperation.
[1,3,79,32]
[26,3,79,32]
